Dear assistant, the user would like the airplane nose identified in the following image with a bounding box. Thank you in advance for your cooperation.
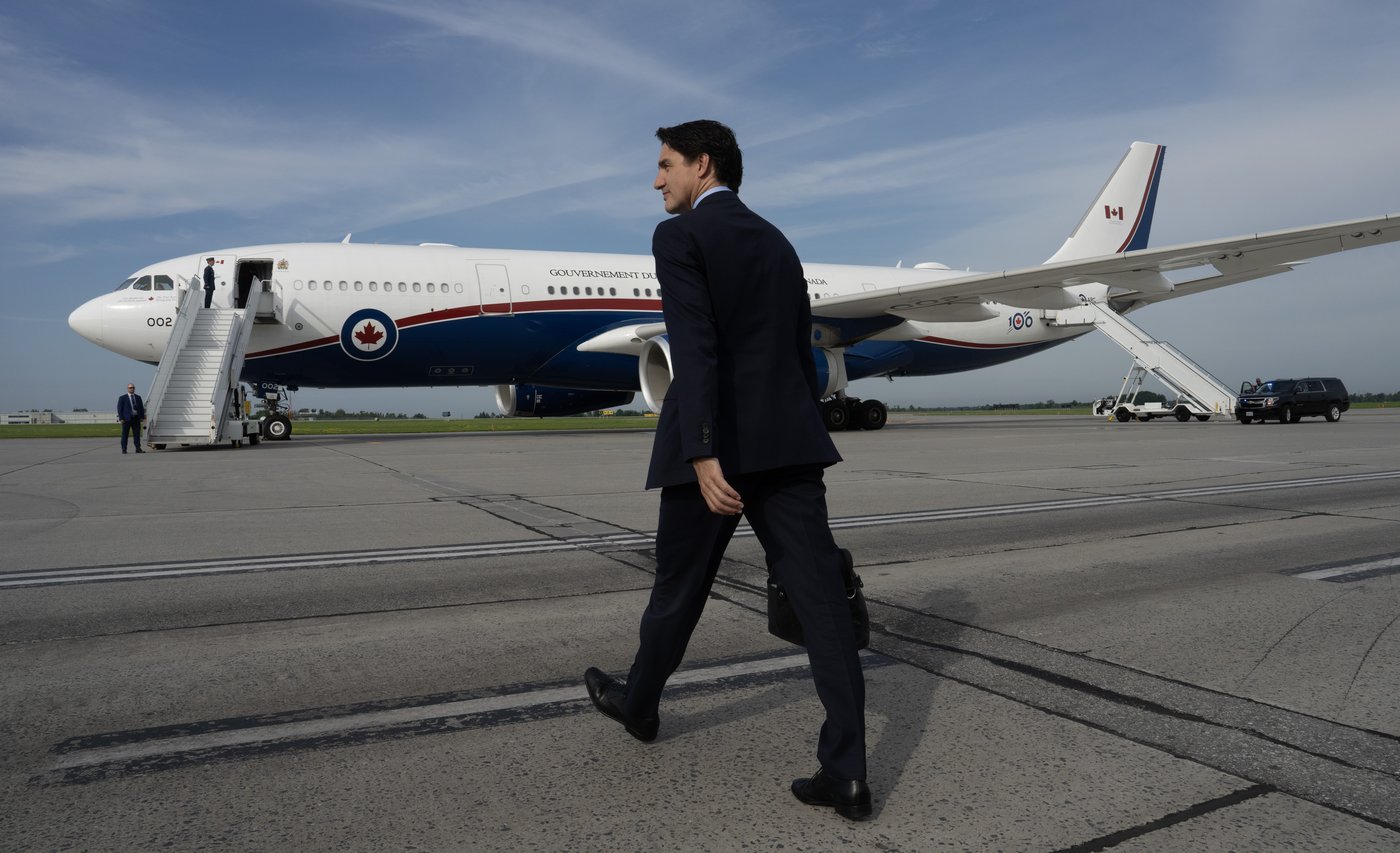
[68,299,103,344]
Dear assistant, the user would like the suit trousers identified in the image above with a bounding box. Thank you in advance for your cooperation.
[120,419,142,450]
[624,464,867,781]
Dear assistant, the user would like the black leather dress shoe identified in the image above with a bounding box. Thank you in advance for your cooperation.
[791,768,873,821]
[583,667,658,742]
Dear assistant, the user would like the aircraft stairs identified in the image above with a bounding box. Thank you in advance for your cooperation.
[1078,301,1237,419]
[145,287,260,447]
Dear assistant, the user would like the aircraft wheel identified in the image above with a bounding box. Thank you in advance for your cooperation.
[1325,405,1341,422]
[265,415,292,440]
[1174,406,1191,422]
[821,399,849,432]
[854,399,888,431]
[1114,407,1132,422]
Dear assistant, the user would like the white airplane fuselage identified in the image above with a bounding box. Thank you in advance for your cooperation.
[68,242,1089,399]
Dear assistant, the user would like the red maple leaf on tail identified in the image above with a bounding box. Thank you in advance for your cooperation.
[355,322,385,346]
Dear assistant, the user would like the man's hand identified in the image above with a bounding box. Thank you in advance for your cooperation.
[692,457,742,515]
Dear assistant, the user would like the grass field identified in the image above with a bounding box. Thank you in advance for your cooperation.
[2,403,1389,439]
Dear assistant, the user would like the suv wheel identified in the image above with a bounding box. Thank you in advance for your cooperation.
[1324,404,1342,423]
[1280,404,1295,424]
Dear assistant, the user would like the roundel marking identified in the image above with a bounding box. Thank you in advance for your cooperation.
[1011,312,1025,330]
[340,308,399,361]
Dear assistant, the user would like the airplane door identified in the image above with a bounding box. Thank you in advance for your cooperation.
[477,264,512,315]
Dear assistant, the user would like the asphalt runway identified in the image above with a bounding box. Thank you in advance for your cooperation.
[3,410,1400,851]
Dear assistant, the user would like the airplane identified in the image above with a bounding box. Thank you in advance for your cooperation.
[68,142,1400,441]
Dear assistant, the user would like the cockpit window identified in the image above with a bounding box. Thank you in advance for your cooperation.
[115,277,137,291]
[153,274,174,291]
[133,276,152,291]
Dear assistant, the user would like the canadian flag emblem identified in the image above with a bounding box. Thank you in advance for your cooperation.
[353,321,385,350]
[1104,205,1125,221]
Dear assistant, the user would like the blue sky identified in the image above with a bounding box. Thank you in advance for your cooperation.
[3,0,1399,415]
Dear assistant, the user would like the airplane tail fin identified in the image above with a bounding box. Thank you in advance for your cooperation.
[1046,141,1165,263]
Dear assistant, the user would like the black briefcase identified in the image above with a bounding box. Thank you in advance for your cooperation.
[767,548,870,650]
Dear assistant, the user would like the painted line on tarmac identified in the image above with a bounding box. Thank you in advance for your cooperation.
[1291,553,1400,583]
[45,650,856,784]
[8,469,1399,589]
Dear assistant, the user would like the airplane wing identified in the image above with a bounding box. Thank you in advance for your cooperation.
[810,213,1400,320]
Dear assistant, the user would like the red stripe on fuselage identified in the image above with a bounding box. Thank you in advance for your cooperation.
[916,335,1036,350]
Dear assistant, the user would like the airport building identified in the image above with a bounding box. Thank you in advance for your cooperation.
[2,411,116,425]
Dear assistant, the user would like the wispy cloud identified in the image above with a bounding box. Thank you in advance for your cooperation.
[347,0,716,102]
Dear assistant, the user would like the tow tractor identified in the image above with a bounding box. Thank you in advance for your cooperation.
[1092,363,1215,422]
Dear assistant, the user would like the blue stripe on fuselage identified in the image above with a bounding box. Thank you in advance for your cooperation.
[242,311,1071,390]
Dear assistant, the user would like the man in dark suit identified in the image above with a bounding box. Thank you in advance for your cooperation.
[203,257,216,309]
[585,120,870,820]
[117,382,146,454]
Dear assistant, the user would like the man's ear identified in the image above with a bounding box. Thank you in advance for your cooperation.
[695,152,713,179]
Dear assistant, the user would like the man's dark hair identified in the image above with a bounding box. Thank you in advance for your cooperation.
[656,120,743,193]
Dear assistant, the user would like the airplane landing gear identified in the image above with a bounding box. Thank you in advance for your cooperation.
[822,395,888,431]
[253,382,295,441]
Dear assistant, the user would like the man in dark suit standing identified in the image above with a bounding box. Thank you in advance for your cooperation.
[203,257,216,309]
[585,120,870,820]
[117,382,146,454]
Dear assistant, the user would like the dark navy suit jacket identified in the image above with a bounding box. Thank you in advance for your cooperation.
[117,393,145,423]
[645,190,839,489]
[203,265,215,290]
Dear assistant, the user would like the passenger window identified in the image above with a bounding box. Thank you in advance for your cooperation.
[412,282,421,293]
[354,281,363,291]
[133,276,152,291]
[153,275,174,291]
[427,283,435,293]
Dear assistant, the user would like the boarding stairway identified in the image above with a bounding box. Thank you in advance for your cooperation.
[145,286,259,447]
[1081,301,1237,418]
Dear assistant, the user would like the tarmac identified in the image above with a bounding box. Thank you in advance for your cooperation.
[3,409,1400,851]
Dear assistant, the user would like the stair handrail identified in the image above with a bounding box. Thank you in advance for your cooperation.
[144,283,201,437]
[207,303,259,443]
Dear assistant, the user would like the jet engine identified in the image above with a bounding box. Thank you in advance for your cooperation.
[638,335,674,413]
[637,337,888,431]
[494,384,634,417]
[638,335,850,413]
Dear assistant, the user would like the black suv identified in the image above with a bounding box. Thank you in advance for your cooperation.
[1235,377,1350,424]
